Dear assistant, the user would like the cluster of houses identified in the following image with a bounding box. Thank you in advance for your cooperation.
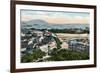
[21,29,57,55]
[21,28,89,57]
[67,38,89,53]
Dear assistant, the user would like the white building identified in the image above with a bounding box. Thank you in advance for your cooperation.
[32,30,43,36]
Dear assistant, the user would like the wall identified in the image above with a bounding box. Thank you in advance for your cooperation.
[0,0,100,73]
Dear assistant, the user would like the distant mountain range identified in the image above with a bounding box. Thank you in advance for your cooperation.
[21,19,89,29]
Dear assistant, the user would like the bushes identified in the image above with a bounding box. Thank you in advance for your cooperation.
[46,49,89,61]
[21,49,46,63]
[21,53,33,63]
[21,48,89,62]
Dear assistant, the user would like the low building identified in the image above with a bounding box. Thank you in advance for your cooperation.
[32,30,43,36]
[68,39,89,52]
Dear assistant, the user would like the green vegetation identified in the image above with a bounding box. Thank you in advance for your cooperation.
[48,27,89,34]
[46,49,89,61]
[21,49,46,63]
[21,48,89,63]
[30,27,89,34]
[52,37,62,49]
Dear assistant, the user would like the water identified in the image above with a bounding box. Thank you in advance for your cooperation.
[22,23,89,30]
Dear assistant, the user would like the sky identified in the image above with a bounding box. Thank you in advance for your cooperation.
[21,10,90,24]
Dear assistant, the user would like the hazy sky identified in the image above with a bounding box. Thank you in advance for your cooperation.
[21,10,90,24]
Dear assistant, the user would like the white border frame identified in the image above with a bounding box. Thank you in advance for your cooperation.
[15,4,94,69]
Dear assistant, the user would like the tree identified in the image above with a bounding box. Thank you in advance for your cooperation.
[46,49,89,61]
[32,49,46,60]
[21,49,46,63]
[21,53,33,63]
[53,37,62,49]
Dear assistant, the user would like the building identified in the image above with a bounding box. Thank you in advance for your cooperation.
[68,38,89,52]
[32,30,43,37]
